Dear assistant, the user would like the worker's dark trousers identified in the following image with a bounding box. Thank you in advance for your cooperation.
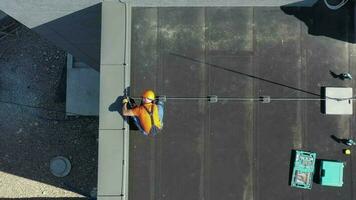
[132,101,164,135]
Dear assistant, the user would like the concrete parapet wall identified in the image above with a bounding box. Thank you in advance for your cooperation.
[98,1,131,200]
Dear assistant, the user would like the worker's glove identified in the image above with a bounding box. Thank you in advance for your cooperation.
[122,98,129,104]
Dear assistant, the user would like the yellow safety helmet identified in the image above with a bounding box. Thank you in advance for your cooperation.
[142,90,155,100]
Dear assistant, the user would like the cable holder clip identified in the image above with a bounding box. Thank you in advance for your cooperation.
[208,95,218,103]
[157,95,167,103]
[260,96,271,103]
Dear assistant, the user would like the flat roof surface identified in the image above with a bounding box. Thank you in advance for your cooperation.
[129,5,356,200]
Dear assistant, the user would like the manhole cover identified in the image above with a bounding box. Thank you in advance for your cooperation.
[50,156,71,177]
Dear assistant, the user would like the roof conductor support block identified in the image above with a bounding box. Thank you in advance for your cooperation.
[260,96,271,103]
[157,95,167,103]
[324,87,353,115]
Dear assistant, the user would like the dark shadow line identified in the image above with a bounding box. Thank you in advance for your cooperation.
[170,52,320,97]
[331,134,342,143]
[63,183,92,198]
[329,70,340,79]
[313,159,321,184]
[0,198,90,200]
[288,150,296,186]
[280,0,355,43]
[99,128,126,131]
[0,99,85,116]
[32,3,102,71]
[43,24,99,66]
[97,194,124,197]
[320,86,326,113]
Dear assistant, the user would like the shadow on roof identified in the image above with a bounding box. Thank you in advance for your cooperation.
[33,3,102,71]
[170,52,320,97]
[1,198,90,200]
[281,0,355,43]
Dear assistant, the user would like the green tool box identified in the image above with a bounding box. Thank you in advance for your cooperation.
[291,150,317,189]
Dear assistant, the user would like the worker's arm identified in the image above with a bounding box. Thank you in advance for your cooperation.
[122,99,135,116]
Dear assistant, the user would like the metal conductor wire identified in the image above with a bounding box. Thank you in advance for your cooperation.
[129,96,356,102]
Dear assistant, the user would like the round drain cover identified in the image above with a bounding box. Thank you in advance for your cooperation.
[50,156,71,177]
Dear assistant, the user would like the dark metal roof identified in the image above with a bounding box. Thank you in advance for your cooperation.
[129,6,356,200]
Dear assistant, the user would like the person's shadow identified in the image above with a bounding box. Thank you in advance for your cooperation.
[330,70,341,79]
[330,134,350,145]
[108,87,139,130]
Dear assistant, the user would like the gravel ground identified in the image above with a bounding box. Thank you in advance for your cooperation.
[0,19,98,199]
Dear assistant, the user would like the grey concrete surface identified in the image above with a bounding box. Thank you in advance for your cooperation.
[128,0,318,7]
[66,54,100,116]
[98,1,130,200]
[129,6,356,200]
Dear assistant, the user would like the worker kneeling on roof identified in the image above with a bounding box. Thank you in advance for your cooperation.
[122,90,164,136]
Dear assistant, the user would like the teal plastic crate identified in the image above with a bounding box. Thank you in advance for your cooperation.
[291,150,317,189]
[320,160,344,187]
